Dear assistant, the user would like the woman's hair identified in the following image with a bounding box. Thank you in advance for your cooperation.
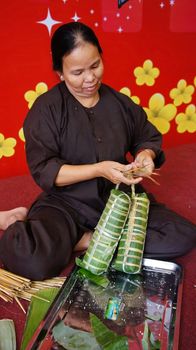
[51,22,103,72]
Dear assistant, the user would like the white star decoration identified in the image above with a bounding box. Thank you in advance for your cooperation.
[37,8,61,35]
[118,26,123,33]
[160,2,165,8]
[170,0,175,5]
[71,12,81,22]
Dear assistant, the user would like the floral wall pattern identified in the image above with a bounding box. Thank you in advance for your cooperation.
[0,0,195,179]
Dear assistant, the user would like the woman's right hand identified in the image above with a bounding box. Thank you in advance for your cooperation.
[55,161,143,187]
[96,161,143,186]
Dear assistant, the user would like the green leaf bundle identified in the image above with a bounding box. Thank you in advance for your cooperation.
[77,189,131,275]
[113,192,149,274]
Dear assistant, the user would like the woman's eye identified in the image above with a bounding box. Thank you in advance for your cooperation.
[92,64,99,69]
[73,72,82,76]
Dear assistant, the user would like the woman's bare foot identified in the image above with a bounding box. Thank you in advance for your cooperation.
[74,231,92,252]
[0,207,28,230]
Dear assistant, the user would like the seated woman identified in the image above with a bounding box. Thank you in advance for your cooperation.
[0,22,195,280]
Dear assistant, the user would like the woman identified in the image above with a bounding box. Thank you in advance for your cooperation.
[0,22,195,280]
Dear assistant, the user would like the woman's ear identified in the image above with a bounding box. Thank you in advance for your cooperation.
[57,71,64,81]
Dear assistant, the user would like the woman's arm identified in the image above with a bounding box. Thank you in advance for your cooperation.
[55,161,143,187]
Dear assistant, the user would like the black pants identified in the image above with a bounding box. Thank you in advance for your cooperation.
[0,199,195,280]
[144,201,196,258]
[0,206,82,280]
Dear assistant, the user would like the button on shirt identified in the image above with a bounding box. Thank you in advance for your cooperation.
[84,106,104,159]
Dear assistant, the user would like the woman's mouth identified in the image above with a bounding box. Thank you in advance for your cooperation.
[84,83,98,92]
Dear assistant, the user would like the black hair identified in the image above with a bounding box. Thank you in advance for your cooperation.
[51,22,103,72]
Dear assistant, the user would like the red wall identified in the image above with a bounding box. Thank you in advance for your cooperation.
[0,0,195,179]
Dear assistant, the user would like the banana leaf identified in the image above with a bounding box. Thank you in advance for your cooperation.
[0,319,16,350]
[52,313,129,350]
[76,264,109,288]
[149,332,161,349]
[113,192,149,274]
[20,288,59,350]
[77,189,131,275]
[52,321,101,350]
[142,320,150,350]
[142,320,161,350]
[90,313,128,350]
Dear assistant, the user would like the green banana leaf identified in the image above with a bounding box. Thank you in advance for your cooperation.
[150,332,161,350]
[0,319,16,350]
[76,263,109,288]
[90,313,129,350]
[52,314,128,350]
[141,320,161,350]
[52,321,101,350]
[142,320,150,350]
[20,287,59,350]
[78,189,131,275]
[113,192,149,274]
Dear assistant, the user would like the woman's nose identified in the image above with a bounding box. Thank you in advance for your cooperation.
[84,70,95,82]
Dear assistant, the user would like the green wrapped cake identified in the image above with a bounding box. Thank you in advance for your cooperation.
[77,189,131,275]
[113,191,149,274]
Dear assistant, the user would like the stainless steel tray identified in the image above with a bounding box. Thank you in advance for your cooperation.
[26,258,183,350]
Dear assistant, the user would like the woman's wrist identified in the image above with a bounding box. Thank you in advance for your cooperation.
[135,148,156,160]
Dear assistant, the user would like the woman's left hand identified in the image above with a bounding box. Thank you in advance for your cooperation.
[134,149,155,176]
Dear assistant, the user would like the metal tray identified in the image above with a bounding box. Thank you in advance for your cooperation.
[26,258,183,350]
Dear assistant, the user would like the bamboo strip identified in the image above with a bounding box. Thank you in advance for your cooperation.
[0,291,12,302]
[14,296,26,314]
[0,268,66,310]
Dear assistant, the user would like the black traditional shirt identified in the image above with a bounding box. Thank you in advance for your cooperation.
[24,82,165,229]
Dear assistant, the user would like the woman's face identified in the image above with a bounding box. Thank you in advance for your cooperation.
[60,42,104,100]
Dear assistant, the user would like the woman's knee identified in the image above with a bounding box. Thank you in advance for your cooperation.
[3,248,72,280]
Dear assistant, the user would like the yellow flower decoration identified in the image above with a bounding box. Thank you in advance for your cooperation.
[175,104,196,133]
[120,87,140,104]
[18,128,25,142]
[0,133,17,159]
[169,79,194,106]
[133,59,160,86]
[144,93,177,134]
[24,82,48,109]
